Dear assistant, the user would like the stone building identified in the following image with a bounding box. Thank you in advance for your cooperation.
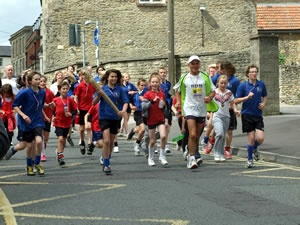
[0,46,11,77]
[9,26,32,76]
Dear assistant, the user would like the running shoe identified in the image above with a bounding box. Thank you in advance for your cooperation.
[26,166,35,176]
[79,141,86,155]
[87,143,95,155]
[103,166,111,174]
[176,144,181,151]
[187,156,198,169]
[246,160,254,168]
[67,136,74,147]
[35,164,45,176]
[196,156,203,165]
[4,147,16,160]
[154,144,158,154]
[113,146,119,153]
[224,148,232,159]
[219,155,226,162]
[253,149,260,161]
[214,155,220,162]
[33,163,37,174]
[165,145,171,153]
[205,138,215,154]
[183,146,189,161]
[134,143,140,156]
[41,154,47,162]
[58,157,65,166]
[148,158,156,167]
[159,153,168,166]
[99,156,104,165]
[127,129,135,140]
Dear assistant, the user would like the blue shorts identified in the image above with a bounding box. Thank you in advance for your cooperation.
[92,131,103,142]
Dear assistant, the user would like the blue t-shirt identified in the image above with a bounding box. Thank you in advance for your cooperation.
[0,96,2,108]
[122,82,137,102]
[212,74,240,97]
[94,75,101,83]
[13,87,46,131]
[132,92,142,112]
[98,85,129,120]
[236,80,267,117]
[160,80,172,106]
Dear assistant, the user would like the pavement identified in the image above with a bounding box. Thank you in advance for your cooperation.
[127,104,300,167]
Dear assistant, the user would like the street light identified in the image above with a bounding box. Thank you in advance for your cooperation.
[84,20,100,67]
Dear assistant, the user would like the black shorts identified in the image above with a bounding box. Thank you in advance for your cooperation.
[55,127,70,138]
[17,127,24,142]
[99,119,121,135]
[228,109,237,130]
[43,121,51,132]
[185,116,206,124]
[126,107,131,114]
[79,110,88,125]
[167,110,172,126]
[134,111,144,126]
[22,127,43,143]
[242,114,264,133]
[148,121,165,130]
[88,115,92,123]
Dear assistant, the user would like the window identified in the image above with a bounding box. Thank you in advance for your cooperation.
[138,0,166,6]
[69,24,81,46]
[0,58,3,66]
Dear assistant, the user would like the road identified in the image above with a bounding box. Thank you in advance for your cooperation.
[0,131,300,225]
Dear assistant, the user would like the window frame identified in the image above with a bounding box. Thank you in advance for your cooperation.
[137,0,167,7]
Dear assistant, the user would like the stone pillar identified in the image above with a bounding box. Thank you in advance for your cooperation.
[250,35,280,115]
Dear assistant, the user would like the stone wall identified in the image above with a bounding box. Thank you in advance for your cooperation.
[41,0,257,76]
[280,65,300,105]
[279,34,300,66]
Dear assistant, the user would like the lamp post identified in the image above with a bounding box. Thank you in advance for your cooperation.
[84,20,100,67]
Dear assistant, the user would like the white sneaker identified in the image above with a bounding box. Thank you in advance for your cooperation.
[201,139,207,151]
[187,156,198,169]
[165,145,171,153]
[219,155,226,162]
[214,154,220,162]
[99,156,103,165]
[159,154,168,166]
[176,144,181,151]
[134,143,140,156]
[113,146,119,153]
[154,144,158,154]
[148,158,156,167]
[183,146,188,161]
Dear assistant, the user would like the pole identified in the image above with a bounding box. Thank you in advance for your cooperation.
[168,0,175,84]
[96,21,100,67]
[82,30,86,67]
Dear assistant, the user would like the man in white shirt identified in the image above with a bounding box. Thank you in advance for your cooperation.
[2,65,19,95]
[175,56,216,169]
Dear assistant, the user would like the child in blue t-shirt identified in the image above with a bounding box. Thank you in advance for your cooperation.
[235,64,267,168]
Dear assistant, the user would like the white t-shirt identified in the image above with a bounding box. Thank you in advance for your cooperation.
[1,78,19,95]
[213,89,234,118]
[182,73,215,117]
[50,82,59,96]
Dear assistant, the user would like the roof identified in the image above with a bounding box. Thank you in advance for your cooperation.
[0,46,11,57]
[257,3,300,32]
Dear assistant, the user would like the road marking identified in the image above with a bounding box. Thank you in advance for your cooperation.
[242,174,300,180]
[0,188,17,225]
[0,184,126,210]
[0,182,48,185]
[0,165,24,169]
[235,167,284,174]
[0,212,190,225]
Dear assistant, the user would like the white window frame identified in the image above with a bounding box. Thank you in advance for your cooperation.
[138,0,166,6]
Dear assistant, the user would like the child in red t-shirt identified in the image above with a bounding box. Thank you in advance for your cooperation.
[143,73,168,167]
[84,103,103,158]
[0,84,16,145]
[74,69,96,155]
[52,81,77,166]
[40,76,55,162]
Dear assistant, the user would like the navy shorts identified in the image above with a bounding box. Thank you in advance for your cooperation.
[92,131,103,142]
[185,116,206,124]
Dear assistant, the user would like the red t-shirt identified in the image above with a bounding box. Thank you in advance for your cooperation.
[143,90,165,125]
[88,103,101,132]
[43,88,55,122]
[0,95,16,132]
[172,97,183,119]
[74,81,96,110]
[52,96,77,128]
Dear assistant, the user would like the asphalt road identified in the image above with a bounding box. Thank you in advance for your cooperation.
[1,131,300,225]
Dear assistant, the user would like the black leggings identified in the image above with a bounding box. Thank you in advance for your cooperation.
[4,120,13,144]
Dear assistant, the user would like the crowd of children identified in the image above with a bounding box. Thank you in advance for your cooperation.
[1,57,267,175]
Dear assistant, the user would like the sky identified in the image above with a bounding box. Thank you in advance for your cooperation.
[0,0,41,46]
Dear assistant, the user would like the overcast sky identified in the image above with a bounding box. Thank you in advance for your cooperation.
[0,0,41,46]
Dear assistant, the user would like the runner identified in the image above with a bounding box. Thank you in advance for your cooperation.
[127,79,147,156]
[235,64,267,168]
[212,75,239,162]
[143,73,168,167]
[93,69,128,174]
[175,55,217,169]
[52,81,78,166]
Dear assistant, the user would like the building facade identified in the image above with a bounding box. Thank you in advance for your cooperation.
[0,46,11,77]
[9,26,32,76]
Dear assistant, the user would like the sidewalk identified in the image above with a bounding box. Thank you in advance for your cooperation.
[128,104,300,166]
